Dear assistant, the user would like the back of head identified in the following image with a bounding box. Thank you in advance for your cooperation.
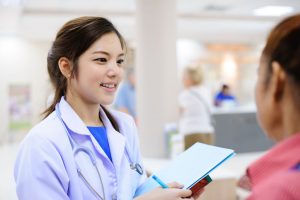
[184,64,204,86]
[222,84,229,91]
[262,14,300,108]
[263,14,300,86]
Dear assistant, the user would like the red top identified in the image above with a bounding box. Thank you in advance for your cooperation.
[246,133,300,200]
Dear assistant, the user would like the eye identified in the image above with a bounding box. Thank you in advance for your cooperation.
[93,58,107,64]
[117,59,124,66]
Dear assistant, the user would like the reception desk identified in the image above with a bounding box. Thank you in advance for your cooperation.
[212,107,274,153]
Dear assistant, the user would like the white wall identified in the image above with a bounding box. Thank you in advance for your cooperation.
[0,37,51,143]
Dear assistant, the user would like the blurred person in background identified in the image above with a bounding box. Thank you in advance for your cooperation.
[214,84,237,108]
[114,67,137,121]
[238,14,300,199]
[179,64,215,150]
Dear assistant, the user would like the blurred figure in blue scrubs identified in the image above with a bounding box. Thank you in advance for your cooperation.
[114,67,137,121]
[214,84,237,108]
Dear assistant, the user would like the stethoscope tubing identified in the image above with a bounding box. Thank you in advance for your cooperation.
[55,104,105,200]
[54,103,143,199]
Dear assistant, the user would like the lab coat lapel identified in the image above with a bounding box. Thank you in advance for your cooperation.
[58,97,126,165]
[100,108,126,171]
[59,97,90,136]
[58,97,111,162]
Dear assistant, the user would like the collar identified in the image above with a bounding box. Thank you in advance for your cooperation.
[247,133,300,184]
[57,97,127,167]
[58,97,122,137]
[58,97,90,136]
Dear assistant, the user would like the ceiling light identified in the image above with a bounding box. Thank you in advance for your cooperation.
[0,0,24,6]
[253,5,294,17]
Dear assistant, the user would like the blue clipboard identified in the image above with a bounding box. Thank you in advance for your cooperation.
[134,142,235,197]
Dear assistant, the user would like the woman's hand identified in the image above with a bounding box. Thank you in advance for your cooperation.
[237,174,252,191]
[135,182,196,200]
[192,188,204,199]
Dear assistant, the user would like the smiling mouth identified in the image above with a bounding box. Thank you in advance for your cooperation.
[100,83,117,89]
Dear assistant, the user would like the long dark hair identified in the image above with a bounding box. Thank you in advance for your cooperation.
[262,14,300,107]
[262,14,300,85]
[44,16,125,131]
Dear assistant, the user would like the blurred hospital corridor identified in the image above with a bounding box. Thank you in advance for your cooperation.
[1,0,300,199]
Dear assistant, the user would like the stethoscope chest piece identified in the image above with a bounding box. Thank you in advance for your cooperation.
[130,163,143,175]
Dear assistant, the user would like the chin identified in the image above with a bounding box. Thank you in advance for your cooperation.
[101,102,112,106]
[99,99,114,106]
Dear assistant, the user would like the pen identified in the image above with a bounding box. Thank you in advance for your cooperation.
[152,175,169,188]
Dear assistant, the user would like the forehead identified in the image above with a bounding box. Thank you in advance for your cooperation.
[87,32,124,54]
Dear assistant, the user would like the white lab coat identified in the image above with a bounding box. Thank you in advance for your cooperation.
[14,97,147,200]
[179,86,214,135]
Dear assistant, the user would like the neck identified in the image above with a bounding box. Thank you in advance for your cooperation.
[275,97,300,142]
[65,93,103,127]
[281,107,300,142]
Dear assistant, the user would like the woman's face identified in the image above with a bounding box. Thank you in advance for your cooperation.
[182,71,193,88]
[69,32,125,105]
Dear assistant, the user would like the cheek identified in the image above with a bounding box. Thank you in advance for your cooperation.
[119,68,125,80]
[255,81,266,127]
[77,72,94,88]
[255,80,272,136]
[80,67,101,84]
[183,76,191,87]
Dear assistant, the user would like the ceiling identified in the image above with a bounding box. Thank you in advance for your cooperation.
[0,0,299,44]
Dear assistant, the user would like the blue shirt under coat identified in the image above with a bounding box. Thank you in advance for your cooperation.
[87,126,112,162]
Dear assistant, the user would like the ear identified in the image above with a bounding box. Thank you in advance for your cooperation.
[270,61,286,101]
[58,57,72,78]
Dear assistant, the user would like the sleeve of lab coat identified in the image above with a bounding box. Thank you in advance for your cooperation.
[14,133,70,200]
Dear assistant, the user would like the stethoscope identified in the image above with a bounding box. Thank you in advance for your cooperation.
[55,103,143,200]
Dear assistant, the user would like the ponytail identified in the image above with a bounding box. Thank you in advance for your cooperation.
[100,105,120,132]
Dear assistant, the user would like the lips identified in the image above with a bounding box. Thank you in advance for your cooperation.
[99,82,118,92]
[100,83,117,88]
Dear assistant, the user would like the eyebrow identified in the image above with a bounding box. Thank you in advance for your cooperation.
[92,51,125,57]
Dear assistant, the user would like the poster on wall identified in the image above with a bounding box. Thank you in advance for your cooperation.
[9,84,32,141]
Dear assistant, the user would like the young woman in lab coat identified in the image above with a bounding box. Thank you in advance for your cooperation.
[14,17,199,200]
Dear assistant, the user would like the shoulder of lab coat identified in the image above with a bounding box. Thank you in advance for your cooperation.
[14,108,147,199]
[14,112,72,200]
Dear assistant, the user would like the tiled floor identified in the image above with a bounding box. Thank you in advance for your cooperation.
[0,143,264,200]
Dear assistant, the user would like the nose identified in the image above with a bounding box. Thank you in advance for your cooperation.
[107,62,121,77]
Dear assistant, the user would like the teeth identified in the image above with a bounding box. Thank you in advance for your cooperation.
[101,83,115,88]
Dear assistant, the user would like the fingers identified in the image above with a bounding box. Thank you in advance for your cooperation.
[167,182,184,189]
[178,189,192,198]
[238,175,252,191]
[165,182,194,199]
[185,197,194,200]
[193,188,204,199]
